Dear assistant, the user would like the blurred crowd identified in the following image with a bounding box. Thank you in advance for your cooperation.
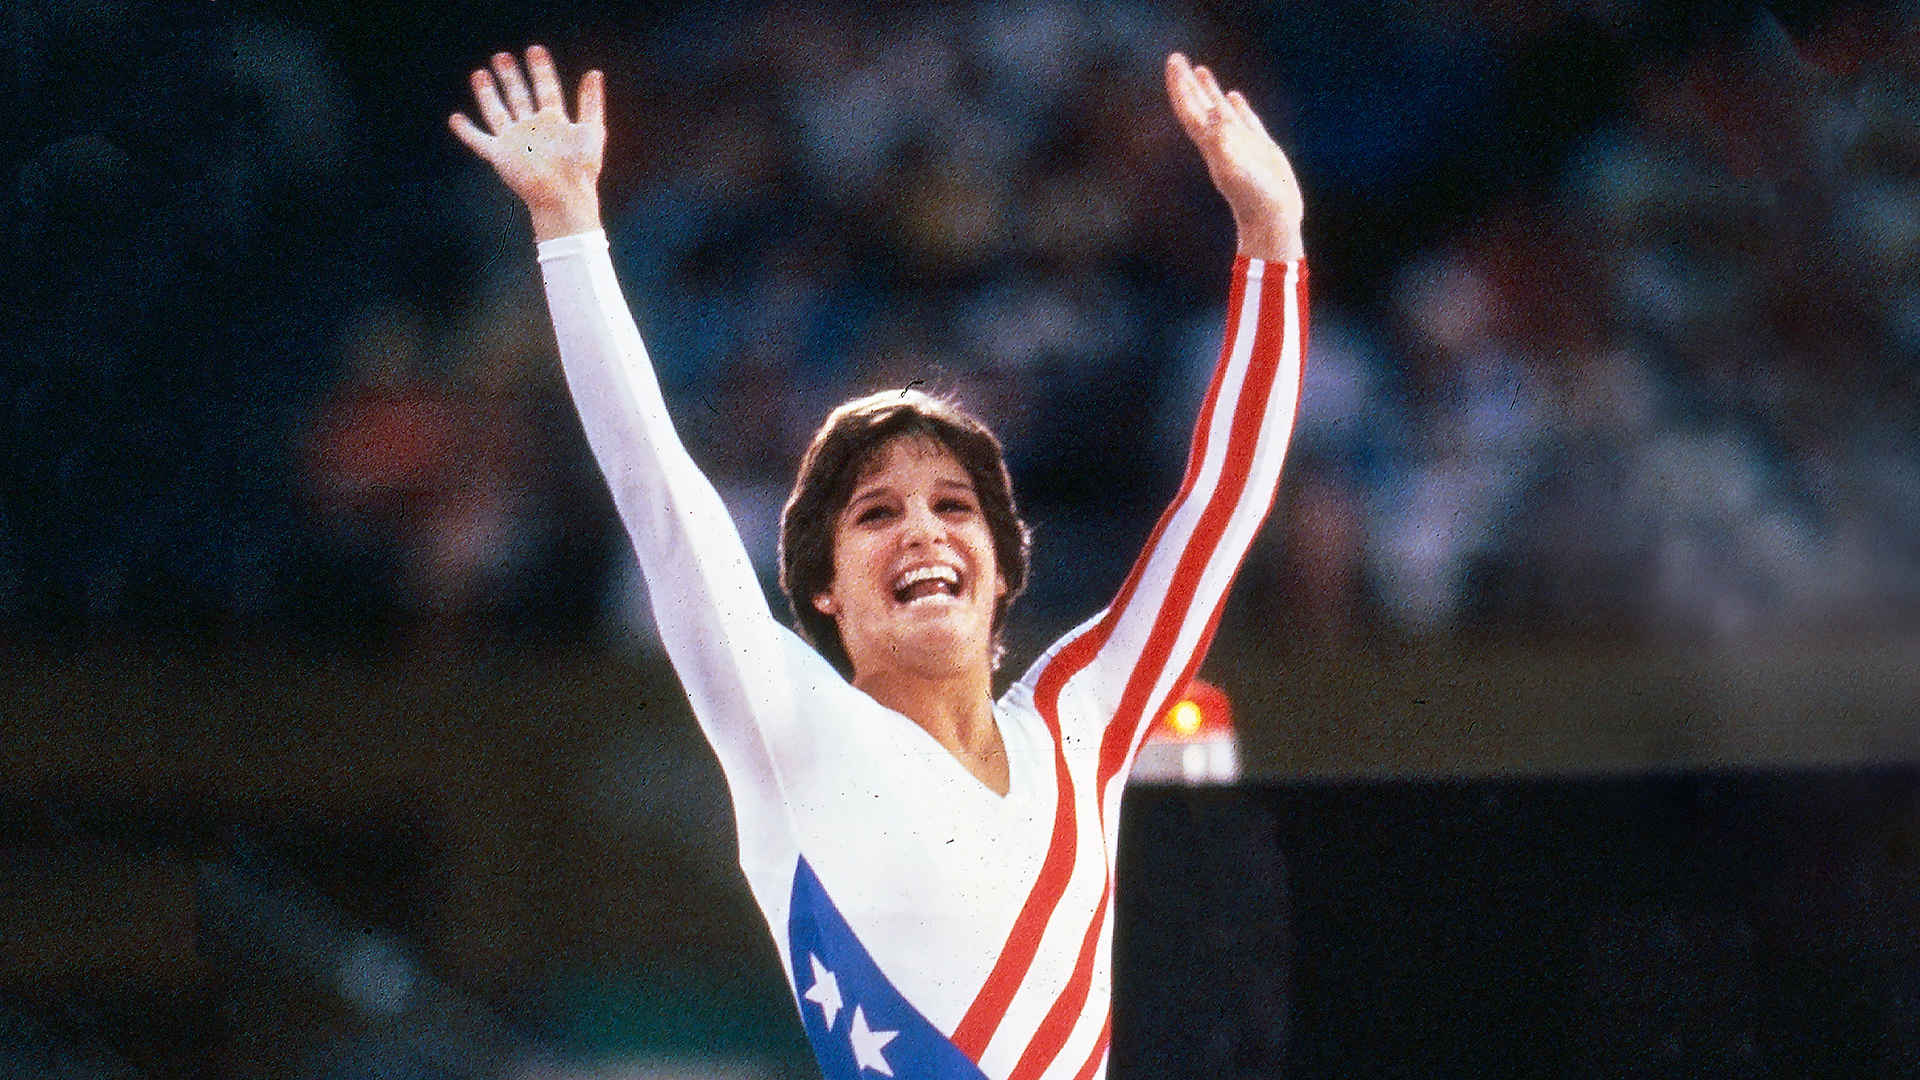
[8,0,1920,648]
[1334,2,1920,640]
[266,0,1270,650]
[539,0,1920,647]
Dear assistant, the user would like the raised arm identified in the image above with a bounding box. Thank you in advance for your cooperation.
[452,50,817,846]
[1023,54,1307,790]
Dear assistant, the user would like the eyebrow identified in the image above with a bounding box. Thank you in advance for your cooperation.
[846,475,976,508]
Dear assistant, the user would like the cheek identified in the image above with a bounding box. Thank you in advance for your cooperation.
[827,527,877,595]
[973,526,1007,593]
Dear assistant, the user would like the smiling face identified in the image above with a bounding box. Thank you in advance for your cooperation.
[780,389,1031,680]
[812,435,1009,687]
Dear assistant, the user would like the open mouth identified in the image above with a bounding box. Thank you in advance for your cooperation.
[892,564,962,604]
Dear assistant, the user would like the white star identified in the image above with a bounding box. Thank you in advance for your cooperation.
[803,953,843,1030]
[848,1005,899,1076]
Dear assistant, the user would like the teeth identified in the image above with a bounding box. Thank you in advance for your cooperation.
[897,565,960,589]
[894,564,962,601]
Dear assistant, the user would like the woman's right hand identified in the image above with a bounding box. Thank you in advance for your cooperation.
[450,45,606,242]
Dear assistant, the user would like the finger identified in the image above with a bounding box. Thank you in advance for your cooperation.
[578,68,606,130]
[1170,84,1211,142]
[1166,51,1193,91]
[1194,64,1231,114]
[492,51,535,117]
[470,67,512,133]
[527,44,566,115]
[1227,89,1267,136]
[1165,54,1213,137]
[448,112,493,155]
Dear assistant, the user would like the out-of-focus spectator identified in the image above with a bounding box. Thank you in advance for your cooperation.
[1349,1,1920,641]
[302,280,601,646]
[1373,244,1555,629]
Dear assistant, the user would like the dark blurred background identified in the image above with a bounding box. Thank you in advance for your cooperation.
[6,0,1920,1075]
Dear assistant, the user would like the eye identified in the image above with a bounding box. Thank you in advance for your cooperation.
[854,503,896,525]
[935,497,977,516]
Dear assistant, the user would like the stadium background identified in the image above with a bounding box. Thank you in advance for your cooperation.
[6,0,1920,1075]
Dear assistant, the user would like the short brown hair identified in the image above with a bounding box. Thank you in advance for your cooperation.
[780,390,1031,678]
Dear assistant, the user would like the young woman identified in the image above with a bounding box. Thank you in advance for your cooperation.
[452,45,1305,1080]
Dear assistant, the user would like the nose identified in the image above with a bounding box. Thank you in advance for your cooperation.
[899,497,946,547]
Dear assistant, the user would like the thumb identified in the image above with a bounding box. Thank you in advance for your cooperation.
[449,112,493,157]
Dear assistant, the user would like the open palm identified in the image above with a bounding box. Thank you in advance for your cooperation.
[1165,53,1304,263]
[450,46,606,241]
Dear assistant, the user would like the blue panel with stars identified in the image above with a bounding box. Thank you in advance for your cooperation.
[787,857,993,1080]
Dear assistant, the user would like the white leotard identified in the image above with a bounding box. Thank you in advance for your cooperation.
[538,229,1305,1080]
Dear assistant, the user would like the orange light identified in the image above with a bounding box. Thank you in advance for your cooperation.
[1153,677,1232,742]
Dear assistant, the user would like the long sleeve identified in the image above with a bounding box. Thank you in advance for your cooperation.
[537,230,836,902]
[950,255,1306,1080]
[1064,253,1306,788]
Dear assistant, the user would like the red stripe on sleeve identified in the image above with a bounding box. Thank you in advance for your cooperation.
[963,259,1304,1072]
[1095,261,1300,789]
[1015,262,1298,1075]
[1089,257,1253,644]
[1097,262,1303,788]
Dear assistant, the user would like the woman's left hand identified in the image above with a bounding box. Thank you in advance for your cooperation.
[1165,53,1305,263]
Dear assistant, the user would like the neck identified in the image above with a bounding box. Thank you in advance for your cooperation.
[855,666,1008,796]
